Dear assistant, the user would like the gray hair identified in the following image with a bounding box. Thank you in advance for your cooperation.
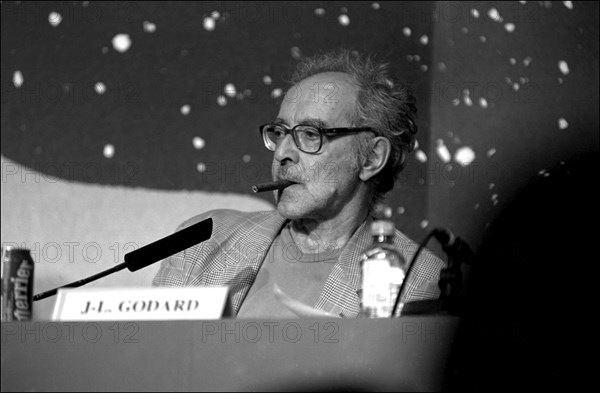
[289,49,418,206]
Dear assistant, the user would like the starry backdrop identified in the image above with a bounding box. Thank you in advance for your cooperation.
[2,0,437,239]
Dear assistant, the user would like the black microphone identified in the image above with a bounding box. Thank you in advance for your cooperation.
[431,228,475,265]
[33,218,213,301]
[125,218,213,271]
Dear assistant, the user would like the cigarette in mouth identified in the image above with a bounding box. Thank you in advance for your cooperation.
[252,179,295,193]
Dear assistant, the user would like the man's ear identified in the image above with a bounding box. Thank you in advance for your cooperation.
[359,136,391,181]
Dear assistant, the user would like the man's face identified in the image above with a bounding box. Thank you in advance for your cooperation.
[272,72,364,221]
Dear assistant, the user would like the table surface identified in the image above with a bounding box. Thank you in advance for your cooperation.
[1,317,459,391]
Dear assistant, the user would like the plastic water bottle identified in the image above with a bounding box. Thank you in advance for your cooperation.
[359,206,407,318]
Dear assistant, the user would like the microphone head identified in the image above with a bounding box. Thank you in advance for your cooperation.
[124,218,213,272]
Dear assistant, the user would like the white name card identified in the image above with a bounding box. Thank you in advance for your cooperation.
[51,287,231,321]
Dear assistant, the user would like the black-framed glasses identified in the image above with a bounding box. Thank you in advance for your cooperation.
[259,123,374,154]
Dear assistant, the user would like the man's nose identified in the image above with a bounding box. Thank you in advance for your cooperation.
[274,133,299,163]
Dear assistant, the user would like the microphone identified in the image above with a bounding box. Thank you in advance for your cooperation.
[431,228,475,265]
[125,218,213,271]
[391,227,474,316]
[33,218,213,301]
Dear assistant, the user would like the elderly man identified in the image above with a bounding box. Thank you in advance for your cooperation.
[152,49,444,318]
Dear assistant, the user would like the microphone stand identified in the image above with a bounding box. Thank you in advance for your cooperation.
[33,263,127,301]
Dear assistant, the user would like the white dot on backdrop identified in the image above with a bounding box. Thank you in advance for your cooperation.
[143,21,157,33]
[101,46,109,54]
[224,83,236,98]
[180,105,191,115]
[479,97,488,108]
[523,57,532,66]
[193,137,206,150]
[558,118,569,130]
[420,64,428,72]
[436,139,451,163]
[211,11,221,19]
[314,8,325,16]
[263,75,272,85]
[504,23,515,32]
[415,150,427,163]
[103,144,115,159]
[487,7,501,22]
[112,34,132,53]
[197,163,207,173]
[471,8,480,18]
[372,3,380,10]
[487,148,496,157]
[463,95,473,106]
[338,14,350,26]
[243,154,251,163]
[509,57,516,65]
[563,1,573,10]
[48,12,62,27]
[217,96,227,106]
[397,206,405,215]
[13,70,24,88]
[479,35,487,43]
[402,27,411,37]
[455,146,476,167]
[451,98,460,106]
[203,17,216,31]
[420,35,429,45]
[558,60,570,75]
[420,220,429,229]
[94,82,106,95]
[291,46,302,59]
[271,88,283,99]
[461,27,468,34]
[438,62,447,72]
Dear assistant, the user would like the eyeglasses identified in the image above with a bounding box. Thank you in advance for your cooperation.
[259,123,374,154]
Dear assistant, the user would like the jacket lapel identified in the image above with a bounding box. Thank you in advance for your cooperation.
[314,219,372,318]
[221,211,289,314]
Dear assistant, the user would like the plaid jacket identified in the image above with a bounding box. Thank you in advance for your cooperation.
[152,209,445,318]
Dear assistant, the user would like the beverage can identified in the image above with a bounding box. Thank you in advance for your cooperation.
[1,247,35,321]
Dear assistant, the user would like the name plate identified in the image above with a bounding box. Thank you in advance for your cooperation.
[51,287,231,321]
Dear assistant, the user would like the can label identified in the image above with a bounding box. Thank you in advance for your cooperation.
[1,247,35,321]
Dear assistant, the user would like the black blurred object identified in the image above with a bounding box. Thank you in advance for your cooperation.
[33,218,213,301]
[443,153,598,390]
